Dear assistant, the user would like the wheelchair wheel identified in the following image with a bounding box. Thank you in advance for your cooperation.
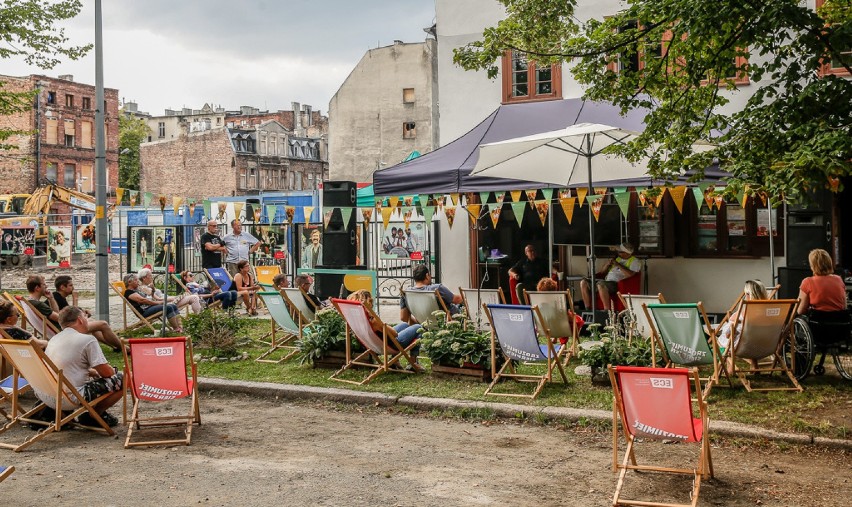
[833,345,852,380]
[785,317,814,381]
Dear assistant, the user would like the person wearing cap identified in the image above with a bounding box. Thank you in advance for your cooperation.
[508,244,550,304]
[580,242,640,311]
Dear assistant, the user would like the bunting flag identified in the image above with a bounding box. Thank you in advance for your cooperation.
[495,192,506,205]
[479,191,491,205]
[266,204,276,224]
[614,190,631,217]
[698,182,711,195]
[375,197,384,211]
[714,194,725,209]
[435,195,445,210]
[489,204,501,228]
[663,186,684,213]
[143,192,153,208]
[322,207,334,228]
[466,203,482,226]
[576,187,588,207]
[735,188,748,208]
[559,197,576,224]
[129,191,139,207]
[253,205,262,223]
[692,187,704,209]
[510,190,522,203]
[613,187,628,195]
[381,207,393,228]
[534,199,549,226]
[541,188,553,201]
[638,189,648,206]
[340,208,353,229]
[172,196,183,217]
[188,199,196,218]
[361,208,373,226]
[588,194,604,222]
[594,187,607,196]
[115,187,126,205]
[703,188,715,209]
[389,196,400,210]
[558,189,571,199]
[158,195,167,213]
[303,206,315,224]
[403,196,414,207]
[445,206,456,229]
[654,186,667,207]
[285,206,296,224]
[525,189,538,203]
[450,193,459,206]
[401,206,413,220]
[403,209,413,229]
[510,201,526,227]
[421,205,435,223]
[757,191,767,207]
[217,202,228,219]
[233,202,244,221]
[418,194,430,207]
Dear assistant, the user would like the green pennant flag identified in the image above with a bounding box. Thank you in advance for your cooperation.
[735,189,747,208]
[418,194,430,208]
[541,188,553,201]
[613,187,628,195]
[340,207,353,228]
[479,191,491,204]
[202,199,211,219]
[510,201,526,227]
[693,187,705,209]
[143,192,153,208]
[266,204,276,224]
[614,191,631,218]
[698,182,711,194]
[422,205,435,223]
[322,207,334,228]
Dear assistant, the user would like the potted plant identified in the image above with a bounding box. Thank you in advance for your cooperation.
[578,322,659,384]
[297,308,361,368]
[419,310,494,381]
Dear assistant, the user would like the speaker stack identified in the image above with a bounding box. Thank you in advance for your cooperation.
[313,180,359,300]
[779,188,832,298]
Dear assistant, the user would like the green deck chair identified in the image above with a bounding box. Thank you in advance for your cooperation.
[255,291,302,363]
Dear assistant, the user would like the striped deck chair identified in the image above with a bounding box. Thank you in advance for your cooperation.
[281,287,317,325]
[0,329,31,422]
[459,287,505,332]
[329,298,417,385]
[524,289,579,363]
[2,293,58,341]
[122,337,200,448]
[171,273,222,311]
[0,339,115,452]
[110,281,163,333]
[609,366,713,507]
[483,304,567,400]
[403,288,452,327]
[255,291,301,363]
[617,292,666,341]
[0,465,13,482]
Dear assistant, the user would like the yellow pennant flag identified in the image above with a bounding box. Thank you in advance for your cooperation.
[303,206,314,225]
[576,188,588,207]
[233,202,244,221]
[172,196,183,216]
[525,189,538,203]
[467,204,481,226]
[115,187,125,205]
[489,204,501,228]
[436,195,445,210]
[450,193,459,207]
[589,194,604,222]
[381,207,393,229]
[389,196,400,210]
[668,186,687,213]
[510,190,522,202]
[559,197,576,224]
[534,200,549,226]
[703,187,715,209]
[654,186,667,207]
[445,206,456,229]
[403,209,413,229]
[217,202,228,219]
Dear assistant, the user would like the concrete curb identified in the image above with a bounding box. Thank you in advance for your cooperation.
[198,377,852,451]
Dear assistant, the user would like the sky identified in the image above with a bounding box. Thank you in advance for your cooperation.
[0,0,436,115]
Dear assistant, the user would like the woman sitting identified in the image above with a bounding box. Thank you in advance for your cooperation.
[122,273,182,332]
[796,249,851,339]
[718,279,768,372]
[535,277,584,344]
[347,289,424,372]
[233,260,261,316]
[179,270,239,310]
[0,301,48,349]
[137,267,203,314]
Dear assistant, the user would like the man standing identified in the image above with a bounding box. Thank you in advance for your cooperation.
[508,244,550,304]
[301,229,323,268]
[200,219,227,270]
[223,219,259,276]
[33,306,123,427]
[580,243,640,311]
[51,275,123,352]
[400,264,463,324]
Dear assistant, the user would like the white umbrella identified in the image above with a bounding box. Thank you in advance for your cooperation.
[471,122,714,319]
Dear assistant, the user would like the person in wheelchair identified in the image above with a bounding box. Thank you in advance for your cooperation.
[797,249,850,326]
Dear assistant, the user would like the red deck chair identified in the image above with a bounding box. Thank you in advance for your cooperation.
[609,366,714,507]
[122,337,201,448]
[596,272,641,312]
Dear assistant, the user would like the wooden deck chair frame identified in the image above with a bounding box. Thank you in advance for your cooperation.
[617,292,666,342]
[170,273,223,312]
[329,298,416,385]
[121,336,201,448]
[643,302,730,398]
[281,287,317,325]
[2,293,58,340]
[608,366,713,507]
[110,281,163,333]
[713,284,781,338]
[403,288,452,327]
[0,465,13,482]
[483,303,568,400]
[459,287,505,332]
[0,329,31,422]
[0,339,115,452]
[255,291,301,363]
[724,299,802,392]
[523,289,579,363]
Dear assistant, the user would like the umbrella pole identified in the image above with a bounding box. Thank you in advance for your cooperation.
[767,196,776,290]
[586,135,596,323]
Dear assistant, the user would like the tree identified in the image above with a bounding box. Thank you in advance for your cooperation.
[118,112,150,190]
[453,0,851,202]
[0,0,91,149]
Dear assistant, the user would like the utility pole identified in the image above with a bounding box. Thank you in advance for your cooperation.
[94,0,109,322]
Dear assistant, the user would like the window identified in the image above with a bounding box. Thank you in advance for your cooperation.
[270,168,279,189]
[64,119,75,147]
[45,162,58,181]
[65,94,74,107]
[403,88,415,103]
[501,50,562,103]
[248,165,257,188]
[46,91,56,104]
[82,97,91,110]
[63,164,76,187]
[702,49,750,85]
[288,171,295,189]
[295,171,303,190]
[403,122,416,139]
[270,135,277,156]
[158,122,165,138]
[45,118,58,144]
[81,121,92,148]
[80,163,94,193]
[259,134,267,155]
[816,0,850,76]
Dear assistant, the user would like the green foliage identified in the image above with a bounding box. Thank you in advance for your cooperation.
[296,308,349,365]
[419,310,492,368]
[184,309,244,357]
[579,322,660,372]
[453,0,852,202]
[118,112,151,190]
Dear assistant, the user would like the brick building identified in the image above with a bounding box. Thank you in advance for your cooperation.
[140,119,328,200]
[0,74,119,196]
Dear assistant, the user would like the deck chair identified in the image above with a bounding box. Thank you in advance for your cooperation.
[459,287,505,331]
[523,290,579,363]
[255,291,301,363]
[205,267,234,293]
[403,288,452,327]
[643,302,729,398]
[714,284,781,337]
[0,331,31,422]
[724,299,802,392]
[483,304,567,400]
[281,287,317,325]
[329,298,417,385]
[110,281,163,333]
[608,366,713,507]
[617,292,666,341]
[254,265,281,287]
[0,465,13,482]
[0,339,114,452]
[171,273,223,311]
[122,336,200,448]
[2,294,58,340]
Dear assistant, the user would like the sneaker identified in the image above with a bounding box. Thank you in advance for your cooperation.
[78,411,119,428]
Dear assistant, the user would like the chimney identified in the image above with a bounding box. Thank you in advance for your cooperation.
[303,105,313,127]
[291,101,301,133]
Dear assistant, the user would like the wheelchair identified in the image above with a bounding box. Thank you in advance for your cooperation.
[784,309,852,381]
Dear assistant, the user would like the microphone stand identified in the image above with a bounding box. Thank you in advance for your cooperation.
[466,205,491,331]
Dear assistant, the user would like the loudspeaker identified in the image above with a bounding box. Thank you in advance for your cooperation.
[321,180,357,267]
[786,213,829,268]
[778,266,811,299]
[323,229,357,266]
[323,180,357,207]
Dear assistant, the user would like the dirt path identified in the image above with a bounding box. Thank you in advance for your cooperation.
[4,393,850,506]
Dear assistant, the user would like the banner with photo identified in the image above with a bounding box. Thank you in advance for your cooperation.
[47,226,72,268]
[151,226,177,272]
[130,227,154,272]
[74,223,96,253]
[254,224,290,263]
[1,227,35,256]
[381,221,426,260]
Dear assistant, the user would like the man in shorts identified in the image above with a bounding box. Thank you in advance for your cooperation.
[580,243,640,311]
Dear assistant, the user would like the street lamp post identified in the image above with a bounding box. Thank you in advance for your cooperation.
[94,0,109,322]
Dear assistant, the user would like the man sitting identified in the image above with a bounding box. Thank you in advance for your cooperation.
[580,243,639,311]
[272,273,289,290]
[122,273,183,333]
[51,275,123,351]
[32,306,123,427]
[294,274,323,309]
[399,264,463,325]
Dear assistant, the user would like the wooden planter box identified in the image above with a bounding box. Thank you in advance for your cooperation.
[431,362,492,382]
[312,350,370,370]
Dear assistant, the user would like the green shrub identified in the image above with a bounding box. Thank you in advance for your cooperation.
[296,308,351,365]
[419,310,493,368]
[579,322,661,373]
[184,309,244,357]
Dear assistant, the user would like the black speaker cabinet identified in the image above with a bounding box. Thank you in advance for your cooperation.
[786,213,829,268]
[778,266,811,299]
[323,180,357,207]
[323,229,357,266]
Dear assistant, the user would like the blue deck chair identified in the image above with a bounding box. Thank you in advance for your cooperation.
[205,267,234,292]
[255,291,301,363]
[0,465,14,483]
[0,372,30,422]
[483,304,567,400]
